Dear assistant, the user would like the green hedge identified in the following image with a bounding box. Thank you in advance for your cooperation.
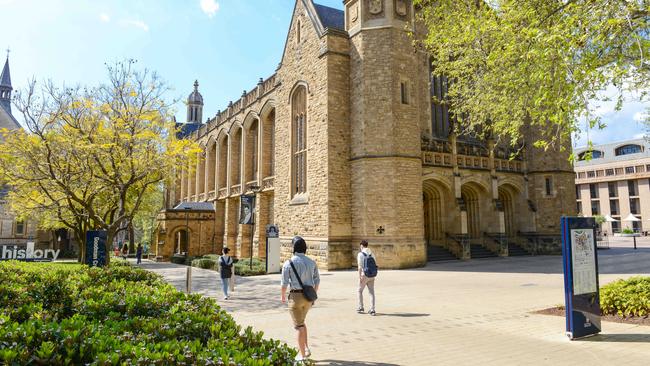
[600,276,650,317]
[234,258,266,277]
[191,258,218,270]
[0,261,297,365]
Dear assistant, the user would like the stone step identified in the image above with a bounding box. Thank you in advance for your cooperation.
[508,244,531,256]
[470,244,498,258]
[427,246,458,262]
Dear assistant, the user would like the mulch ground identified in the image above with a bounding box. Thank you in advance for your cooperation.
[534,307,650,326]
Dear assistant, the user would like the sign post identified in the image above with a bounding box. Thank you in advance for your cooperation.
[266,224,281,274]
[561,216,601,340]
[86,230,107,267]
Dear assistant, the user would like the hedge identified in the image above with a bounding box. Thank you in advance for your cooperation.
[190,256,267,277]
[600,276,650,318]
[0,261,298,365]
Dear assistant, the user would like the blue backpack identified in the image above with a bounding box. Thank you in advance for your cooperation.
[362,252,378,278]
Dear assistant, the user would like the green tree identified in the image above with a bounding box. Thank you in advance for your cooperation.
[413,0,649,153]
[0,61,199,263]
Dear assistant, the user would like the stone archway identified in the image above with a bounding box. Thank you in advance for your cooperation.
[498,186,516,237]
[461,183,486,239]
[423,179,451,246]
[174,228,190,255]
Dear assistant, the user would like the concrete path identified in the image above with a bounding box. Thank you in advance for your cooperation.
[138,248,650,366]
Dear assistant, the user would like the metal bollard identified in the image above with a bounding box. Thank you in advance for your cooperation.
[186,266,192,294]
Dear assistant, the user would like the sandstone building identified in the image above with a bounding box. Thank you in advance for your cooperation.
[575,139,650,235]
[155,0,575,269]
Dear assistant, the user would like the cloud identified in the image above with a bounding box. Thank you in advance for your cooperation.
[200,0,220,18]
[120,19,149,32]
[99,13,110,23]
[633,111,648,123]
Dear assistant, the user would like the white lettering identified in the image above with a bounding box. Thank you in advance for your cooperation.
[0,245,61,261]
[1,246,12,259]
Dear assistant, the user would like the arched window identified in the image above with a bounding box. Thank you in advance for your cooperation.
[578,150,604,160]
[292,86,307,196]
[615,144,642,156]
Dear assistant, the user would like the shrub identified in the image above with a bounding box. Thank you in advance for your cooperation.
[235,258,267,277]
[600,276,650,317]
[622,228,635,234]
[170,254,187,265]
[191,258,217,270]
[0,261,297,365]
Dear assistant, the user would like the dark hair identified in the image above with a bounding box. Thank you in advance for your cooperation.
[222,247,230,254]
[360,240,369,248]
[292,236,307,254]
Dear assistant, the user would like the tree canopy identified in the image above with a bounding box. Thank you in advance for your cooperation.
[0,60,199,262]
[413,0,649,154]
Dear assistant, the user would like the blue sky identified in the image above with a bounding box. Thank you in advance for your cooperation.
[0,0,646,148]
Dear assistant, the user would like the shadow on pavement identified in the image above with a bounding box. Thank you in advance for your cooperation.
[315,360,400,366]
[581,333,650,343]
[375,312,429,318]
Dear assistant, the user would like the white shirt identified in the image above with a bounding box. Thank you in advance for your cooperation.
[357,247,373,269]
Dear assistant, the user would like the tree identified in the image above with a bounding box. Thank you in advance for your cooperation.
[0,60,199,263]
[413,0,649,153]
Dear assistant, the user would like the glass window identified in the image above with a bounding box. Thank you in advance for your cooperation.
[616,168,624,175]
[292,85,307,196]
[626,166,635,174]
[578,172,586,179]
[15,221,24,235]
[628,180,638,196]
[630,198,640,214]
[587,171,595,178]
[576,201,582,214]
[578,150,604,160]
[610,199,619,215]
[612,221,621,233]
[401,82,409,104]
[615,144,643,156]
[633,220,642,233]
[596,170,604,177]
[589,184,599,199]
[591,201,600,215]
[636,165,645,173]
[430,72,452,138]
[605,169,614,176]
[545,177,553,196]
[608,182,618,197]
[576,185,581,200]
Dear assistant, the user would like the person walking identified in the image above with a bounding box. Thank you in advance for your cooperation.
[121,243,129,261]
[281,236,320,362]
[219,248,234,300]
[136,243,143,264]
[357,240,378,316]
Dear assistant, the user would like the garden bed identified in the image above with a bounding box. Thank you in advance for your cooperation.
[534,306,650,326]
[0,260,297,365]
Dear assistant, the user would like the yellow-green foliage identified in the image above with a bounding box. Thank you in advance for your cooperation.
[600,277,650,318]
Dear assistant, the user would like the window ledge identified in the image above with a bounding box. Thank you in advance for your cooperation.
[290,192,309,206]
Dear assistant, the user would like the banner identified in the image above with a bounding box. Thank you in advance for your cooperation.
[86,230,107,267]
[561,217,601,340]
[0,242,59,262]
[239,195,255,225]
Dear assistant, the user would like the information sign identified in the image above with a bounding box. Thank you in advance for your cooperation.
[561,217,601,339]
[86,230,107,267]
[266,224,281,273]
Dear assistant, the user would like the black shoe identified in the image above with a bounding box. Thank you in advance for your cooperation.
[369,310,376,316]
[356,307,364,314]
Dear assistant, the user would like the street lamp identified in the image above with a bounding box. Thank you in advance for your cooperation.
[248,184,262,270]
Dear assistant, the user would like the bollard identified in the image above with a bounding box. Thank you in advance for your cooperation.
[186,266,192,294]
[634,236,637,250]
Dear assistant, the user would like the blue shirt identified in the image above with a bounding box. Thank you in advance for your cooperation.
[281,253,320,290]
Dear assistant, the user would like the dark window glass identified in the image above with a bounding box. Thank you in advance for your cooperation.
[626,166,635,174]
[615,144,642,156]
[633,220,642,232]
[589,184,598,199]
[545,177,553,196]
[608,182,618,197]
[630,198,640,214]
[610,199,619,215]
[576,185,581,200]
[401,82,409,104]
[591,201,600,215]
[430,70,453,138]
[612,221,620,233]
[587,171,595,178]
[605,169,614,176]
[576,201,582,214]
[628,180,638,196]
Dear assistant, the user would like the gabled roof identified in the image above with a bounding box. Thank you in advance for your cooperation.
[173,202,215,211]
[0,57,10,88]
[313,3,345,31]
[0,104,21,130]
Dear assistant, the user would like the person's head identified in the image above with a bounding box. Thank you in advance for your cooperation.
[137,243,142,249]
[292,236,307,254]
[243,205,251,216]
[222,247,230,255]
[360,240,369,249]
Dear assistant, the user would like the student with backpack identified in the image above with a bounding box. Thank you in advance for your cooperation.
[219,247,234,300]
[357,240,378,316]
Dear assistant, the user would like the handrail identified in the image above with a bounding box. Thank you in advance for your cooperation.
[445,232,470,259]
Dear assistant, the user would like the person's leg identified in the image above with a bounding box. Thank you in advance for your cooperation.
[296,326,307,357]
[221,277,229,298]
[357,276,367,311]
[367,278,376,313]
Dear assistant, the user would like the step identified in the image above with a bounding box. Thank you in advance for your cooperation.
[470,245,497,258]
[508,244,531,256]
[427,246,458,262]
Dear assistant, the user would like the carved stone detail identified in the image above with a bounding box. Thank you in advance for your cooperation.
[369,0,383,15]
[395,0,407,16]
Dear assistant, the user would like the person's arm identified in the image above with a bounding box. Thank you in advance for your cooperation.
[280,263,290,303]
[357,253,363,277]
[313,265,320,292]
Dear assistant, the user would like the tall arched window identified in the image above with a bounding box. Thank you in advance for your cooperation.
[292,85,307,196]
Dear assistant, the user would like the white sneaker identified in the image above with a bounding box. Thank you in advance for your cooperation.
[295,354,304,361]
[224,296,229,300]
[304,347,311,357]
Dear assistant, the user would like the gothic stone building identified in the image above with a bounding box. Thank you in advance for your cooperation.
[155,0,576,269]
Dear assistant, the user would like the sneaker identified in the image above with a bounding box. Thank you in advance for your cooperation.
[369,310,376,316]
[304,347,311,358]
[224,296,229,300]
[356,307,364,314]
[295,354,304,362]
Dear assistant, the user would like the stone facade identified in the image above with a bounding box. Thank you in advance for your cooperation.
[157,0,575,269]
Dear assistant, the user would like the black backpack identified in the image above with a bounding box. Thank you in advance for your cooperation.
[362,253,378,278]
[220,257,233,278]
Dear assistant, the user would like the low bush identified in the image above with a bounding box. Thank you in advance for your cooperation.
[600,276,650,317]
[0,261,297,365]
[621,228,635,234]
[191,258,217,270]
[235,258,267,277]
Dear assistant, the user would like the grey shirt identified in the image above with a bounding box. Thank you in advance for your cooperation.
[281,253,320,290]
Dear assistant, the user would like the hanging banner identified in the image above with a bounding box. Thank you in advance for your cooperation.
[561,217,601,340]
[86,230,107,267]
[239,194,255,225]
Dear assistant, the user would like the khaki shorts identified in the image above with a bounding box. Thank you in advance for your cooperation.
[288,292,312,328]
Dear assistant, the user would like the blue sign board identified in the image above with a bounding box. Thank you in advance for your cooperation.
[561,217,601,339]
[86,230,107,267]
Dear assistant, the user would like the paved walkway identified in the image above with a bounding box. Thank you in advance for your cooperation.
[138,248,650,365]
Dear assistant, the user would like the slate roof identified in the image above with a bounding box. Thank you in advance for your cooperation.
[314,3,344,30]
[173,202,215,211]
[574,138,650,167]
[0,57,10,87]
[176,122,202,139]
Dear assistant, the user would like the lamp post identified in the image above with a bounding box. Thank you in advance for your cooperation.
[248,184,262,270]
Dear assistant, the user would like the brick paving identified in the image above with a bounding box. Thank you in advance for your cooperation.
[138,248,650,365]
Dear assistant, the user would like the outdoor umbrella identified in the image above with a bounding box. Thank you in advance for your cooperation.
[604,214,618,222]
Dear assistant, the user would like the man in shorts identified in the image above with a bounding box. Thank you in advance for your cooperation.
[281,236,320,361]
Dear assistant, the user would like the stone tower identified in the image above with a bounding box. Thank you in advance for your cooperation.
[344,0,426,268]
[0,53,12,114]
[187,80,203,123]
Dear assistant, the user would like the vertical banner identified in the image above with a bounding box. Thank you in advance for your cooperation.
[239,194,255,225]
[86,230,107,267]
[266,224,281,273]
[561,217,601,340]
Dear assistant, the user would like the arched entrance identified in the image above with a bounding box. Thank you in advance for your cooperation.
[423,179,450,246]
[175,229,189,255]
[461,183,483,239]
[498,183,523,238]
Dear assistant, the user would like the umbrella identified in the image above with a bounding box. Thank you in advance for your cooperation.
[622,213,641,222]
[604,214,618,222]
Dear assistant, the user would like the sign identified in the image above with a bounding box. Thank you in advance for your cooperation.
[239,194,255,225]
[86,230,107,267]
[561,217,601,340]
[266,224,281,273]
[0,242,60,262]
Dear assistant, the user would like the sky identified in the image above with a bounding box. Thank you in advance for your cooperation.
[0,0,647,149]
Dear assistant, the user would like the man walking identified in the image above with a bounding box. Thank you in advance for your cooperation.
[281,236,320,361]
[357,240,377,316]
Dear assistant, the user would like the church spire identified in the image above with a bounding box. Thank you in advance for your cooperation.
[0,50,12,114]
[187,80,204,124]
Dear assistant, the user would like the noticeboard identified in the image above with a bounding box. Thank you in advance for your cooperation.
[86,230,107,267]
[561,217,601,340]
[266,224,281,274]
